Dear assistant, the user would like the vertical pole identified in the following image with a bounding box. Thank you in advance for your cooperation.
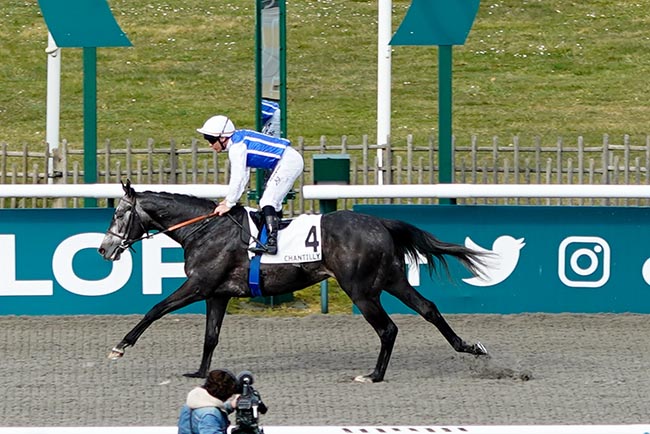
[319,199,337,314]
[279,0,287,138]
[83,47,98,207]
[46,32,61,185]
[254,0,265,201]
[255,0,263,133]
[376,0,392,186]
[438,45,455,205]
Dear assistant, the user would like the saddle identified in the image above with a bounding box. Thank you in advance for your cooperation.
[246,209,323,295]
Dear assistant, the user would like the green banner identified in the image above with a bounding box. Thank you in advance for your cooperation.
[354,204,650,314]
[4,206,650,315]
[0,209,198,315]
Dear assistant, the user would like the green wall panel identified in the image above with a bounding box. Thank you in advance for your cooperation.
[354,205,650,314]
[3,205,650,315]
[0,209,201,315]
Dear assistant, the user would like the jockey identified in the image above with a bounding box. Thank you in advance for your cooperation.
[197,114,304,255]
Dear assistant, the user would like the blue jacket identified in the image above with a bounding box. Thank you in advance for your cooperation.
[177,387,231,434]
[229,129,291,170]
[177,405,228,434]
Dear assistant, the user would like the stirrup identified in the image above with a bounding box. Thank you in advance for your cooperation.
[249,244,269,254]
[249,243,277,255]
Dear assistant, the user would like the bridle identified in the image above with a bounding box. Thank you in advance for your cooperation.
[107,194,230,252]
[107,193,268,252]
[106,195,150,252]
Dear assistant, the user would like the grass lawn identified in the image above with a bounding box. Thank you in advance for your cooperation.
[2,0,650,150]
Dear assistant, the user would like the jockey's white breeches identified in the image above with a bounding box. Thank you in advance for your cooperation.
[259,146,304,211]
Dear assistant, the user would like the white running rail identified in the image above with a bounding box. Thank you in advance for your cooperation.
[4,183,650,200]
[302,183,650,199]
[0,184,229,198]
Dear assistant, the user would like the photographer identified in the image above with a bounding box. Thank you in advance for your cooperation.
[177,369,240,434]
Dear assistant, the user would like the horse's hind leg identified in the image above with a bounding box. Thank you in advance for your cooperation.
[386,278,488,357]
[349,295,398,383]
[184,296,230,379]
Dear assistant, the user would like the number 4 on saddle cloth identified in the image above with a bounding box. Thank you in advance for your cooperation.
[246,209,323,296]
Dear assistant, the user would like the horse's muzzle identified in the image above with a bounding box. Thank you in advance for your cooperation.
[97,246,123,261]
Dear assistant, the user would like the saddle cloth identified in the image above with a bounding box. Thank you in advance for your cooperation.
[246,208,323,264]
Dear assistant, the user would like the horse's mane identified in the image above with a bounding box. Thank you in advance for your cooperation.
[143,190,213,208]
[134,190,212,219]
[136,190,246,220]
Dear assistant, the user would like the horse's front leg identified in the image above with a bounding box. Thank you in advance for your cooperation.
[108,278,207,360]
[184,295,231,378]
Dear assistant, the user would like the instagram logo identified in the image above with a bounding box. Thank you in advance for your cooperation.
[558,236,610,288]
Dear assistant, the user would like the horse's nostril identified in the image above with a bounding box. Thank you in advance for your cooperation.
[98,248,105,255]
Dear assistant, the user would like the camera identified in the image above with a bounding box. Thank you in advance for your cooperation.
[231,371,267,434]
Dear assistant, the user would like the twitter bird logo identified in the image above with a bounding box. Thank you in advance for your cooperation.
[462,235,525,287]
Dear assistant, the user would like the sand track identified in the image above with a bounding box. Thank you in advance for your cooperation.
[0,313,648,426]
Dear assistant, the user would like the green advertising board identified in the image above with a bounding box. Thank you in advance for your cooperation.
[354,204,650,314]
[2,206,650,315]
[0,209,199,315]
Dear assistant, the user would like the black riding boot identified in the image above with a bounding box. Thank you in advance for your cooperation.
[250,206,279,255]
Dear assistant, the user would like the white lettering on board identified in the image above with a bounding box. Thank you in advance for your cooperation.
[405,252,427,287]
[0,234,53,296]
[142,236,185,295]
[52,233,132,296]
[0,232,186,297]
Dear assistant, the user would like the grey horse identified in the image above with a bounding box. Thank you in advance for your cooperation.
[98,181,488,383]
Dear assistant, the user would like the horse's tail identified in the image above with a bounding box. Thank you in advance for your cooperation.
[380,218,486,279]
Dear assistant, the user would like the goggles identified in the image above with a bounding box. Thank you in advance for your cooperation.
[203,134,220,145]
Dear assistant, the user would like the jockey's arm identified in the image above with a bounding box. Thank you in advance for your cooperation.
[224,141,250,208]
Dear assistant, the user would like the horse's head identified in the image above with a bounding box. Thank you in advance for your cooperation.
[98,180,147,261]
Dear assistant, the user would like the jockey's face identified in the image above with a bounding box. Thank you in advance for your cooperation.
[204,134,229,152]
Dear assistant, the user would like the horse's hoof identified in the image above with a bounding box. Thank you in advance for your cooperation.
[353,375,374,383]
[183,371,206,379]
[108,347,124,360]
[476,341,490,357]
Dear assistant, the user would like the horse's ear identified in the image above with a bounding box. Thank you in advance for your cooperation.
[121,178,135,197]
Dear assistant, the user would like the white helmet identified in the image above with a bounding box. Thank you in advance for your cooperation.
[197,115,236,137]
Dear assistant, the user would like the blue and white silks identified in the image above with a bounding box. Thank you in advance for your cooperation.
[224,129,303,211]
[230,129,290,170]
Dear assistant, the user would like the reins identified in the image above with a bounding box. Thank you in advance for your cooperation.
[165,211,220,234]
[130,211,220,245]
[119,205,266,250]
[159,212,266,248]
[225,212,267,248]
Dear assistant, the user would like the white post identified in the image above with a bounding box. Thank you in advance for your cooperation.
[377,0,392,185]
[46,32,61,184]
